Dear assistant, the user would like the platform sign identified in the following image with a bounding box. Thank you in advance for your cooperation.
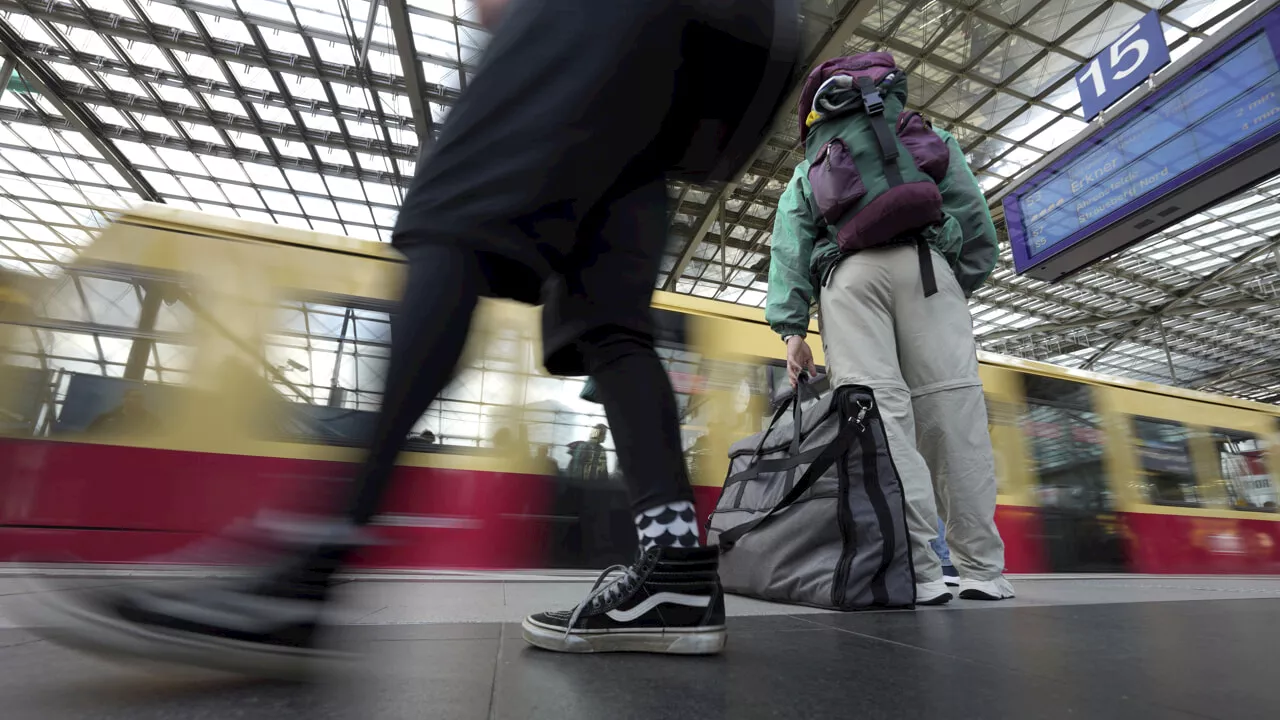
[1076,12,1171,121]
[1003,3,1280,281]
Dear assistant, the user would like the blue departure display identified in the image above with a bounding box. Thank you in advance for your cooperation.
[1008,22,1280,263]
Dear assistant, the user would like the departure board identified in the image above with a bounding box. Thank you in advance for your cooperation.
[1004,7,1280,278]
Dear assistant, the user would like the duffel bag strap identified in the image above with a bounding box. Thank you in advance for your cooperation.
[718,400,871,552]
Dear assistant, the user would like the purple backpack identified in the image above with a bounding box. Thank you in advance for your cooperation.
[798,53,951,296]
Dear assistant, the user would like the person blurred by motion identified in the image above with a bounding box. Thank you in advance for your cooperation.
[765,53,1014,607]
[18,0,800,674]
[568,423,611,484]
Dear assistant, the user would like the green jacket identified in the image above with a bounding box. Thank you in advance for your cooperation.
[764,127,998,339]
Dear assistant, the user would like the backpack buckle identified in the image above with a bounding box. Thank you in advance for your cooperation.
[862,89,885,115]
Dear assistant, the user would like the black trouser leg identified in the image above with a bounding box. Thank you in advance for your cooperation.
[578,327,694,515]
[343,243,483,526]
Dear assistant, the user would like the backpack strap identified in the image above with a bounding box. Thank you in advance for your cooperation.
[851,73,938,299]
[916,236,938,298]
[855,76,902,187]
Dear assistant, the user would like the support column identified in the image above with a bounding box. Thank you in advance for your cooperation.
[0,56,16,102]
[124,284,163,380]
[1157,317,1178,384]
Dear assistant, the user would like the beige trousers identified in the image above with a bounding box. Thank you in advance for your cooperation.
[819,245,1005,582]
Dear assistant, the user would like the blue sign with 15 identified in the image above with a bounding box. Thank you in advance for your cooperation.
[1076,11,1172,120]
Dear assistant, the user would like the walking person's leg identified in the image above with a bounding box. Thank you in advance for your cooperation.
[17,0,796,670]
[520,177,723,653]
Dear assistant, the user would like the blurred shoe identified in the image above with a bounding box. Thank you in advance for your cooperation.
[522,545,726,654]
[942,565,960,587]
[915,579,952,606]
[958,576,1016,601]
[10,517,366,679]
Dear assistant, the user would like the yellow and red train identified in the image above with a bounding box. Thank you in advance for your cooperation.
[1,206,1277,574]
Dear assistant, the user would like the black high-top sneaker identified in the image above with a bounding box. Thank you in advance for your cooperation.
[521,545,726,654]
[11,515,367,679]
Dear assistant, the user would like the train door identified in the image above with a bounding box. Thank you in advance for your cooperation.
[1020,373,1130,573]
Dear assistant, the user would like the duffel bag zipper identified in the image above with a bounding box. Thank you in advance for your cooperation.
[832,397,873,608]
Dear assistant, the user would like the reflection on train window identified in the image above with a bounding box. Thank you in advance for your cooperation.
[984,393,1017,496]
[1212,429,1276,512]
[1132,417,1202,507]
[263,302,713,476]
[1021,375,1111,511]
[1,273,196,438]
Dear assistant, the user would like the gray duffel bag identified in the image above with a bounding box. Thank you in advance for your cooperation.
[708,385,915,610]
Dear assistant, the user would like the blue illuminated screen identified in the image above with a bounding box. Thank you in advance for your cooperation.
[1017,30,1280,258]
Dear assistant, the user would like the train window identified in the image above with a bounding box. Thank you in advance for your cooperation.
[262,302,715,479]
[1,274,198,438]
[1212,429,1276,512]
[1020,375,1112,512]
[1132,417,1202,507]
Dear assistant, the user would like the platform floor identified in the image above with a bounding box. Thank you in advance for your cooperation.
[2,574,1278,719]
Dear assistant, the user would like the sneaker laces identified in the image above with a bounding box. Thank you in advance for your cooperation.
[564,562,642,635]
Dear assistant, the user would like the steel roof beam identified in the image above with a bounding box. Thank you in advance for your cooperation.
[20,61,414,161]
[357,0,385,72]
[0,56,14,101]
[148,0,486,68]
[977,297,1280,343]
[385,0,436,150]
[1196,359,1280,391]
[0,106,405,186]
[15,40,417,131]
[1081,234,1280,370]
[0,0,462,107]
[0,21,159,202]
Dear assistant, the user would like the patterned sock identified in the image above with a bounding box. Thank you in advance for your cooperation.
[635,501,700,550]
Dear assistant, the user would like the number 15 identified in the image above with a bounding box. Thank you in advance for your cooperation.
[1080,23,1150,97]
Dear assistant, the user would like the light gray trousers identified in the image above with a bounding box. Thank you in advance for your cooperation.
[819,245,1005,582]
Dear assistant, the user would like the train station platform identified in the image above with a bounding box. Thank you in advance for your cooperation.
[2,574,1278,719]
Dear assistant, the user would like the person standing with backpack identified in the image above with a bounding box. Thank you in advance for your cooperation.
[765,53,1014,605]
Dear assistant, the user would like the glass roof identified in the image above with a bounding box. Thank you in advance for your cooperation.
[0,0,1277,403]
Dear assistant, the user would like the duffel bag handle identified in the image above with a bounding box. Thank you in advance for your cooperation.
[717,397,871,552]
[705,376,813,531]
[738,377,811,479]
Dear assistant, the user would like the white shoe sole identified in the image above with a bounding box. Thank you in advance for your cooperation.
[8,579,352,680]
[958,577,1016,601]
[521,617,726,655]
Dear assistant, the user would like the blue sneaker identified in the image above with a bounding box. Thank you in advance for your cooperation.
[943,565,960,587]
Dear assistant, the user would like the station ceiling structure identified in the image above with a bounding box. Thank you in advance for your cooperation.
[0,0,1277,403]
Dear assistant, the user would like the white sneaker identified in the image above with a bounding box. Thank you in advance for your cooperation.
[915,580,952,606]
[958,576,1015,601]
